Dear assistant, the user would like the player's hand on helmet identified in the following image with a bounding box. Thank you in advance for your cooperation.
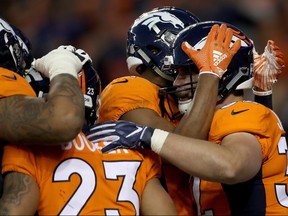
[86,120,169,154]
[58,45,92,66]
[181,24,241,78]
[32,45,92,81]
[252,40,285,94]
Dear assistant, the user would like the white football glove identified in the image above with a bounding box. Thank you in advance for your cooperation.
[58,45,92,65]
[253,40,285,95]
[32,45,92,81]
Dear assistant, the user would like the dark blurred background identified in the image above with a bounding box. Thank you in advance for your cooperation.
[1,0,288,133]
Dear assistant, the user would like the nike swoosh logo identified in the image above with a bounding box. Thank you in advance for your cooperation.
[112,79,128,84]
[2,74,17,80]
[231,109,249,115]
[126,126,142,138]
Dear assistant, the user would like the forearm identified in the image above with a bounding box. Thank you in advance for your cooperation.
[175,74,218,139]
[159,133,230,182]
[157,132,262,184]
[0,74,84,144]
[47,74,85,139]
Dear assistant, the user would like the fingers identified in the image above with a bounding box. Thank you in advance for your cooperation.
[206,24,219,46]
[216,24,227,46]
[223,27,233,49]
[275,57,285,68]
[229,39,241,55]
[181,41,196,60]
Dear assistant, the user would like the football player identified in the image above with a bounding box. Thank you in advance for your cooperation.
[0,48,177,215]
[98,6,202,215]
[0,17,85,145]
[93,22,288,215]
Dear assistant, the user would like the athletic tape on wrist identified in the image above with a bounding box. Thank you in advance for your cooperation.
[151,129,169,154]
[252,86,272,96]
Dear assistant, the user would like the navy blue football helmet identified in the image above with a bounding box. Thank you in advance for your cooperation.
[126,6,200,82]
[26,61,101,128]
[79,62,102,127]
[0,17,33,76]
[171,21,254,101]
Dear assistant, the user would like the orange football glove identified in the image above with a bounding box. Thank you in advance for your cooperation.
[253,40,285,92]
[181,24,241,78]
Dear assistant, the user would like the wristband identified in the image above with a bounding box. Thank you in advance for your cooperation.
[151,129,169,154]
[252,86,272,96]
[199,71,220,79]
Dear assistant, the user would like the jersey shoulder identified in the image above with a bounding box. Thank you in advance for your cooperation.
[0,67,36,98]
[99,76,161,122]
[210,101,284,139]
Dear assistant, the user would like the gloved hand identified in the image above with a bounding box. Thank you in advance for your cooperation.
[32,45,92,81]
[181,24,241,78]
[86,120,169,153]
[58,45,92,66]
[253,40,285,94]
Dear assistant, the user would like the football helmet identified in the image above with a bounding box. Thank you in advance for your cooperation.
[171,21,254,101]
[79,62,102,127]
[26,61,101,127]
[0,17,32,76]
[126,6,200,82]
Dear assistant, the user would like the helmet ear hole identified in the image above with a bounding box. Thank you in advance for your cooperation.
[147,45,160,55]
[136,64,147,74]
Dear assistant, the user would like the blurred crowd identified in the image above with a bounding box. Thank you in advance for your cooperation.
[1,0,288,132]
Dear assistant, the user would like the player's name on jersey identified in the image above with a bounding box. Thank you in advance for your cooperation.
[60,133,130,154]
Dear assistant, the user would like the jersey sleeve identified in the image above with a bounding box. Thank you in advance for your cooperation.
[0,68,36,98]
[98,76,161,122]
[210,101,285,159]
[2,145,37,178]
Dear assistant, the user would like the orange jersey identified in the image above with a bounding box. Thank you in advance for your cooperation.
[192,101,288,215]
[99,76,195,215]
[99,76,180,124]
[0,67,36,98]
[2,132,161,215]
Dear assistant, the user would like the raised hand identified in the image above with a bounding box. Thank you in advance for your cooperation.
[58,45,92,66]
[32,45,93,81]
[253,40,285,93]
[181,24,241,78]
